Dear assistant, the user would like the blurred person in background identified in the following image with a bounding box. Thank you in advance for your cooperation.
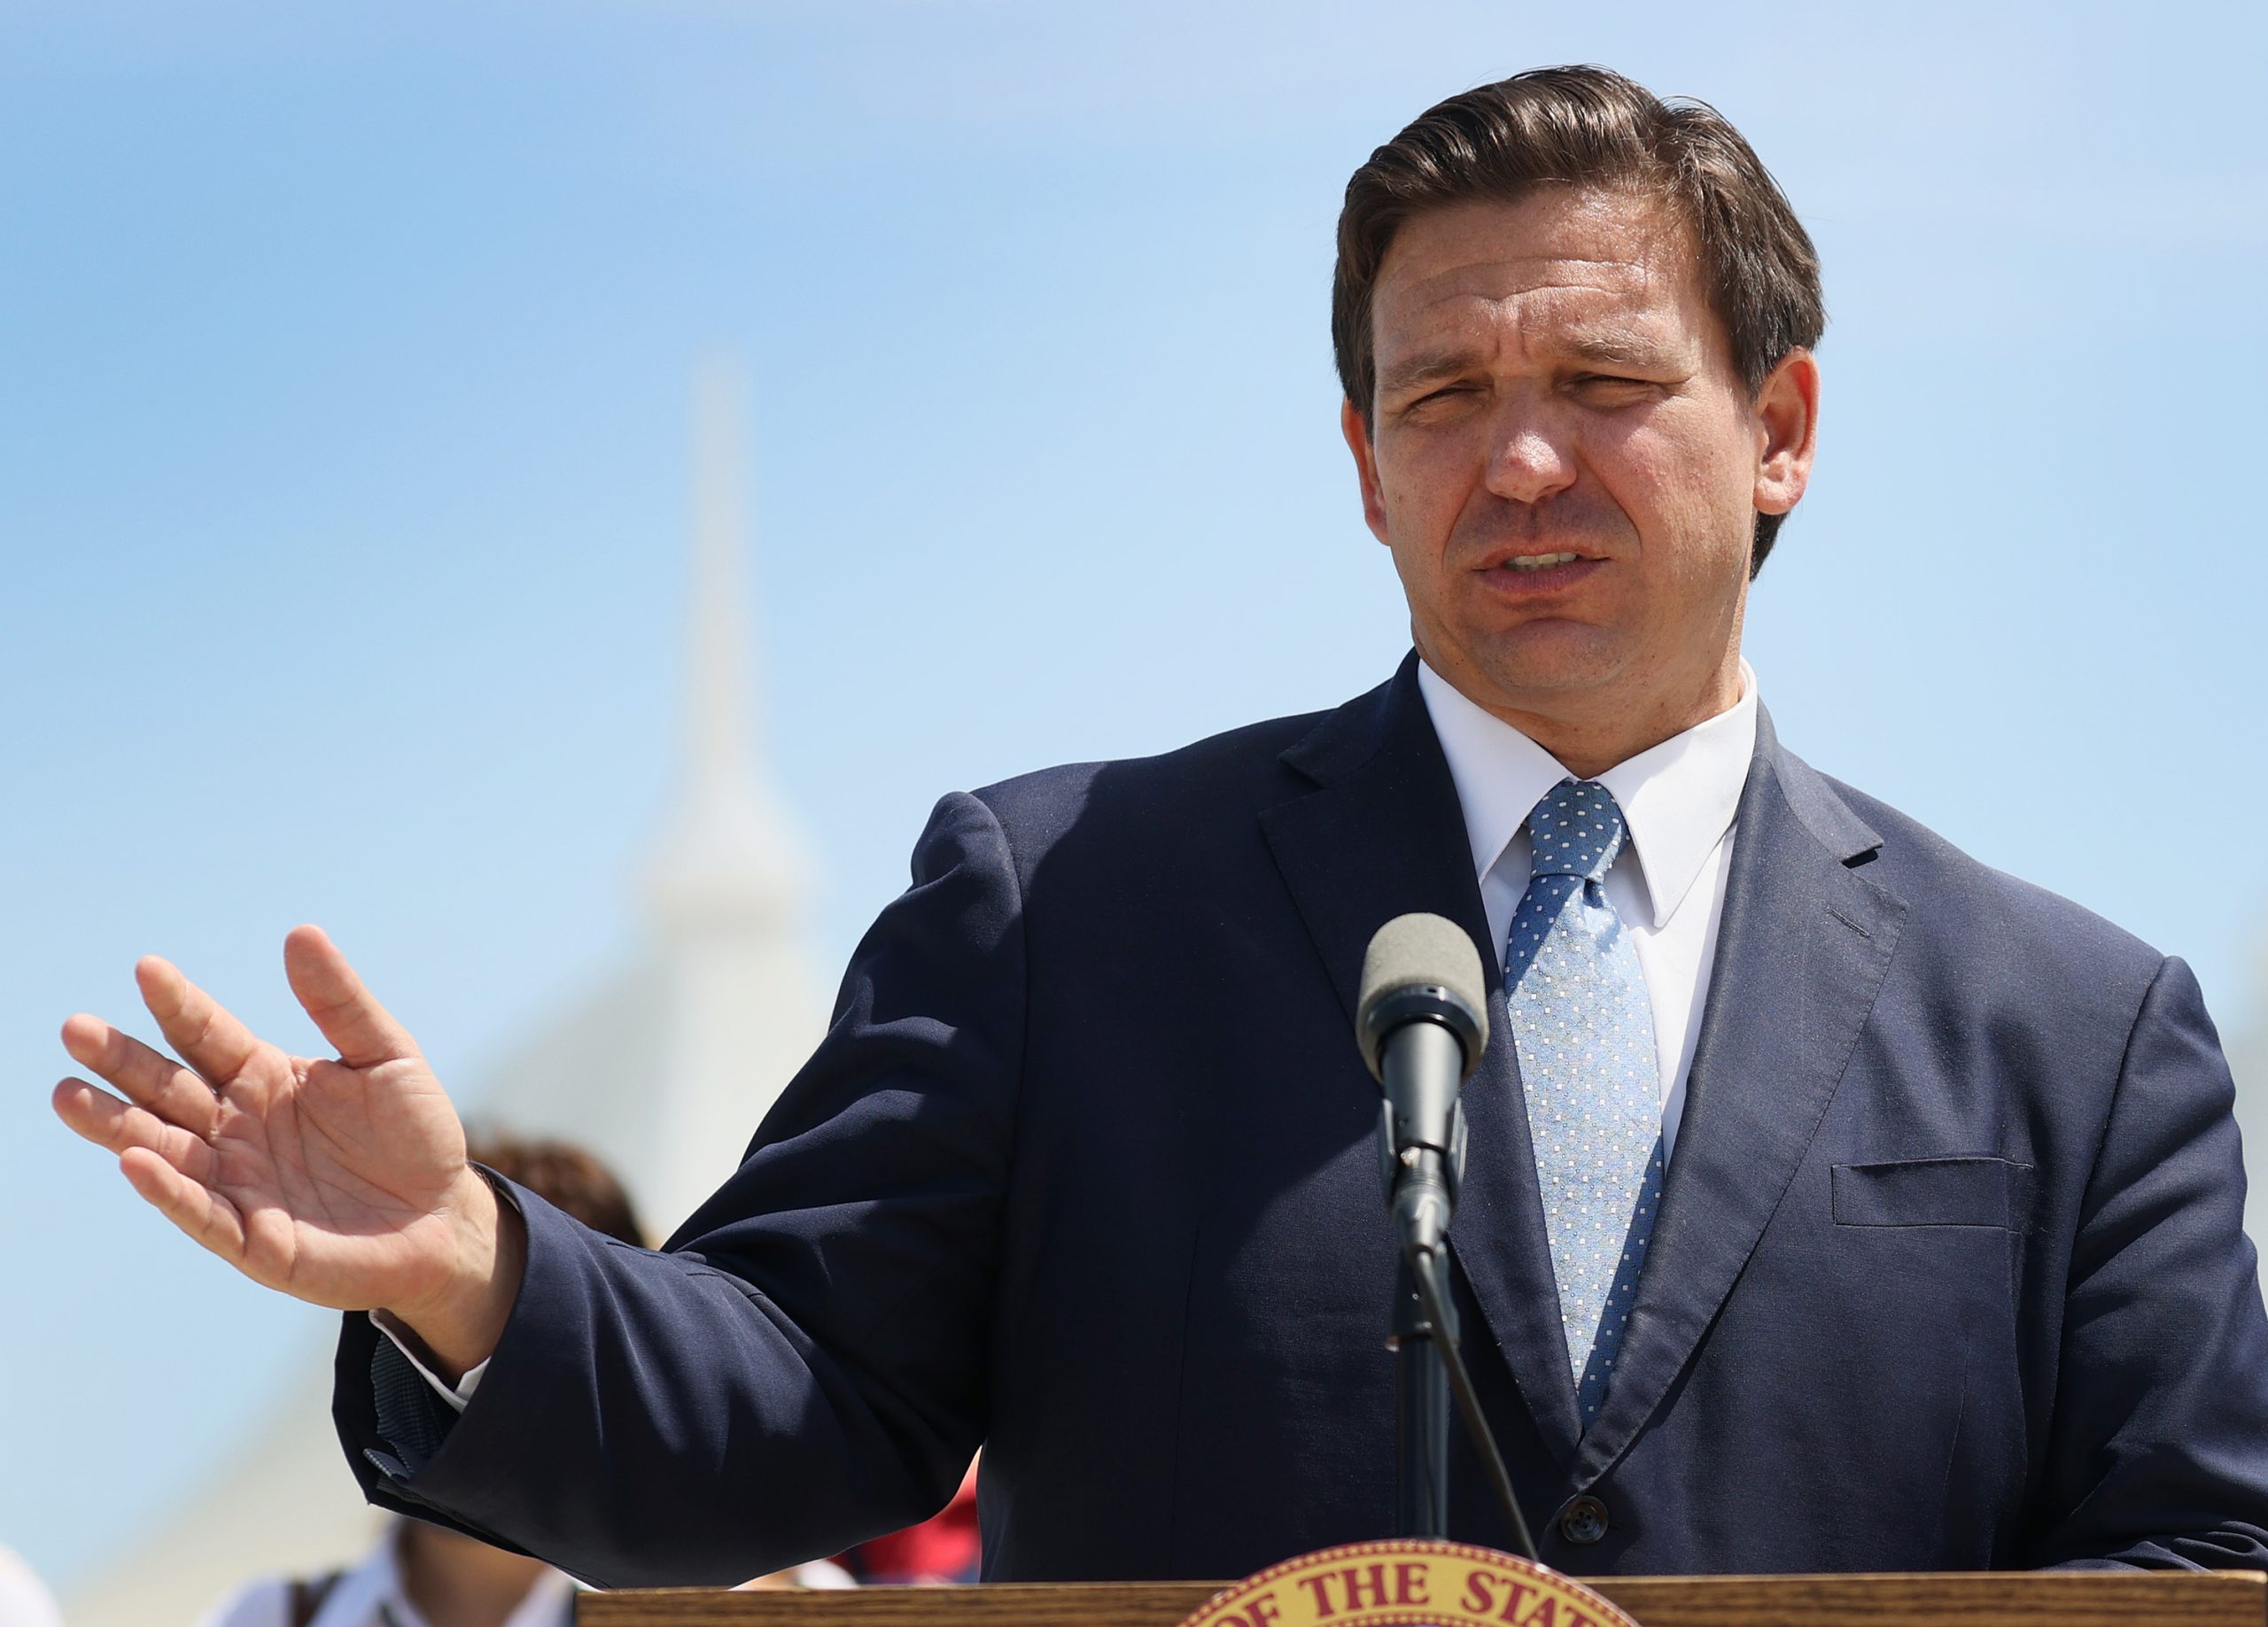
[0,1548,63,1627]
[191,1134,632,1627]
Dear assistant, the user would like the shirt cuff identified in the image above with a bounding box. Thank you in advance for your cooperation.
[368,1310,488,1412]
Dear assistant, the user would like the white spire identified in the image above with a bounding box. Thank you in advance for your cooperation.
[637,353,827,1231]
[646,353,809,927]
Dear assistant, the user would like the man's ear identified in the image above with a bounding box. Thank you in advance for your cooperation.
[1340,398,1392,546]
[1753,347,1820,519]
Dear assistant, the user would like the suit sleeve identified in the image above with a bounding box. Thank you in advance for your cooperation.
[330,791,1025,1586]
[2031,955,2268,1569]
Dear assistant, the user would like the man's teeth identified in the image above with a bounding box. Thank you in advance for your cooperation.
[1504,552,1581,572]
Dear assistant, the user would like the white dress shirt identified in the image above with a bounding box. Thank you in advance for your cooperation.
[195,1519,576,1627]
[1416,659,1758,1163]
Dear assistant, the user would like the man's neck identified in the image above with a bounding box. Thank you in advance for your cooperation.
[397,1524,551,1627]
[1424,650,1747,779]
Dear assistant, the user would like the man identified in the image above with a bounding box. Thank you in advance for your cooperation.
[53,66,2268,1582]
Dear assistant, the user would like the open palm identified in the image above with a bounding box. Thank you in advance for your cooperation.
[52,924,488,1320]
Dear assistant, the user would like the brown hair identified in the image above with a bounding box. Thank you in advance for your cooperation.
[1332,65,1824,572]
[465,1129,647,1247]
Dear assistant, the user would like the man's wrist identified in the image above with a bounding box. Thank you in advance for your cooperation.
[384,1166,527,1383]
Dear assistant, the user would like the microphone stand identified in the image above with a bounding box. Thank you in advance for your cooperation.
[1373,1003,1537,1560]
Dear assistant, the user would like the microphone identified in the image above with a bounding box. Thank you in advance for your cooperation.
[1358,912,1487,1258]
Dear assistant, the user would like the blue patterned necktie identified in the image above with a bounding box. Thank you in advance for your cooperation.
[1505,778,1666,1429]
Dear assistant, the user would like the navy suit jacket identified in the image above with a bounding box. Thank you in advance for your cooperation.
[336,656,2268,1583]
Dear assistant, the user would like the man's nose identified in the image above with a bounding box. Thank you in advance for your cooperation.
[1484,411,1579,506]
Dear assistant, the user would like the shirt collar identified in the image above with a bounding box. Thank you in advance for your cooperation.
[1416,657,1759,931]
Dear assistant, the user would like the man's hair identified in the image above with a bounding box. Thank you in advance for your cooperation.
[1332,65,1824,574]
[465,1129,647,1247]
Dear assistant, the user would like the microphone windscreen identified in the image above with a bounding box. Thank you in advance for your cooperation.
[1356,911,1489,1069]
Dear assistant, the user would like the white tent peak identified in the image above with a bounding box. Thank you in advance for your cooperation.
[647,353,811,929]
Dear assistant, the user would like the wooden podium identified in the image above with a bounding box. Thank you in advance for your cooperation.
[580,1572,2267,1626]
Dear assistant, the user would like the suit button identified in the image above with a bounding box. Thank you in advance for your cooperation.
[1557,1494,1610,1546]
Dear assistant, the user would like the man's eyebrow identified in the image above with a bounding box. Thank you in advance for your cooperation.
[1378,333,1689,396]
[1562,332,1680,368]
[1375,346,1485,399]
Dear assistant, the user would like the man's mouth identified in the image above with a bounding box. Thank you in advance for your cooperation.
[1478,550,1606,595]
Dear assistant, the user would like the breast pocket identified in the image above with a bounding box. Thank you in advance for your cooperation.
[1831,1157,2031,1228]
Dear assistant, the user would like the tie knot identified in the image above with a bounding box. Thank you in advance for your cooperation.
[1526,778,1627,881]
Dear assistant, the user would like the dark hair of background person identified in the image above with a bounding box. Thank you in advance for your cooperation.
[464,1130,647,1248]
[1332,64,1825,576]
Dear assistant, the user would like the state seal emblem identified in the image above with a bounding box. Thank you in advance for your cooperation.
[1178,1539,1636,1627]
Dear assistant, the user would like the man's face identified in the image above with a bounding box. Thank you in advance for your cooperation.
[1343,187,1814,758]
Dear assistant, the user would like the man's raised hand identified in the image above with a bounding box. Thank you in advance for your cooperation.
[51,925,522,1377]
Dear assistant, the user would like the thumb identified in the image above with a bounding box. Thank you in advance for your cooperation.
[283,925,421,1069]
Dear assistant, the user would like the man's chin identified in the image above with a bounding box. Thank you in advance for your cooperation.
[1451,626,1626,702]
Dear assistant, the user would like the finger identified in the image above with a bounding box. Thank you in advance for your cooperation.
[134,956,268,1089]
[283,925,419,1068]
[119,1145,248,1261]
[52,1077,218,1185]
[58,1013,221,1139]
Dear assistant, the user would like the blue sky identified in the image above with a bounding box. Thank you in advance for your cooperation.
[3,0,2264,1593]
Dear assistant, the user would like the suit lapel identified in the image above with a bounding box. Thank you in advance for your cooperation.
[1570,709,1907,1484]
[1260,655,1585,1466]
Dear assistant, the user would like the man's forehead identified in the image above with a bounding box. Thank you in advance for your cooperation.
[1371,273,1691,371]
[1370,192,1708,360]
[1384,195,1687,291]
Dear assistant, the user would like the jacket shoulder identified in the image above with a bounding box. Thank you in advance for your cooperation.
[1816,769,2168,988]
[965,707,1335,857]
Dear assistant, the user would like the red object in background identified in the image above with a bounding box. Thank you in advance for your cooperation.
[839,1463,982,1584]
